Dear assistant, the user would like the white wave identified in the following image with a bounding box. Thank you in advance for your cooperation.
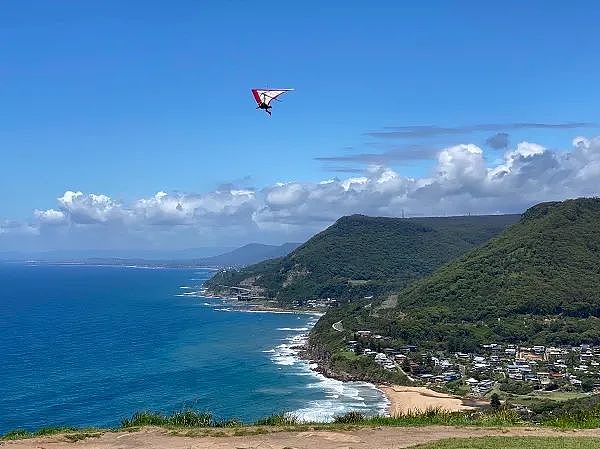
[213,307,232,312]
[239,309,298,314]
[290,374,389,422]
[263,316,389,423]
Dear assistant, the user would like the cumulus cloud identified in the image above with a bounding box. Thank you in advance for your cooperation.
[3,135,600,249]
[57,191,127,224]
[34,208,66,225]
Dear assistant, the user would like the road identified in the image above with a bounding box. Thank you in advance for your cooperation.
[332,320,344,332]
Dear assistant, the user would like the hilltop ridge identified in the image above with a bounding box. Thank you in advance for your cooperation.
[205,214,519,304]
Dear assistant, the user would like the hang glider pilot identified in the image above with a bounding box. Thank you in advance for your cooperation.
[251,88,294,115]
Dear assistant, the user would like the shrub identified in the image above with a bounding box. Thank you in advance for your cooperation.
[490,393,501,409]
[253,413,298,426]
[334,411,366,423]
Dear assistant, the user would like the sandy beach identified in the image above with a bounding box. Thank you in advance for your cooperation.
[378,385,478,415]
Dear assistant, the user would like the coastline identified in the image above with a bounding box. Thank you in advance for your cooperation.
[196,288,388,421]
[274,315,389,421]
[201,290,326,315]
[201,290,483,419]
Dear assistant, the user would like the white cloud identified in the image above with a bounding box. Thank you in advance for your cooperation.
[57,190,128,224]
[34,208,66,225]
[3,135,600,248]
[0,220,38,236]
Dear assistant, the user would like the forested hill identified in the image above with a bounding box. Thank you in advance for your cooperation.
[313,198,600,353]
[205,213,519,304]
[395,198,600,321]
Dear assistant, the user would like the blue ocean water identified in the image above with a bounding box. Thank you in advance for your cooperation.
[0,264,386,433]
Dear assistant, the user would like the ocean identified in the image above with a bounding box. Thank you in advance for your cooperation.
[0,263,386,433]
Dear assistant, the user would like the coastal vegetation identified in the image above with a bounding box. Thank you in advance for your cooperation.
[1,426,102,442]
[7,402,600,441]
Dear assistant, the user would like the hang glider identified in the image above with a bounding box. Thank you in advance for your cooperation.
[251,88,294,115]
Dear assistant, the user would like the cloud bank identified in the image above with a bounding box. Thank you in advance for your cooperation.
[2,135,600,250]
[366,122,599,139]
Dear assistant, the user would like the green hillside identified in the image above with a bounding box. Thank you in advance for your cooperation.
[313,198,600,355]
[205,214,519,304]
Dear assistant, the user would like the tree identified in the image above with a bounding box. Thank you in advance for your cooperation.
[581,378,595,393]
[490,393,501,409]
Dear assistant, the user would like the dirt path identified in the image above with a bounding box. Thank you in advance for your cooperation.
[4,426,600,449]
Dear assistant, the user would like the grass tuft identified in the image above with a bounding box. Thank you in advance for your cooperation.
[542,406,600,429]
[253,412,299,426]
[6,403,600,442]
[121,410,215,428]
[1,426,97,441]
[331,407,524,427]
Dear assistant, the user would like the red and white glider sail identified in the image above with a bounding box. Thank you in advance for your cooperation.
[251,88,293,107]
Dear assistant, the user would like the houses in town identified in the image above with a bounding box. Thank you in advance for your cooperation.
[344,331,600,396]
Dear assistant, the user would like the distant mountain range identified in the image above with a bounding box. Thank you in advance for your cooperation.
[197,242,301,267]
[0,242,301,268]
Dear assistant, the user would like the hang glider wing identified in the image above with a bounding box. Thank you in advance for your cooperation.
[251,88,294,107]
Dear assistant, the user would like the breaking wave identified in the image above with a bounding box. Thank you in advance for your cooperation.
[266,317,388,422]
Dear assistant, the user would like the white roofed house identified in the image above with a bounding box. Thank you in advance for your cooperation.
[374,353,388,365]
[537,372,551,386]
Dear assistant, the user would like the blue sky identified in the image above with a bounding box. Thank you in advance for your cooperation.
[2,1,600,251]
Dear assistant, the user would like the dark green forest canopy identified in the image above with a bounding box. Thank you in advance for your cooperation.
[205,214,519,304]
[396,198,600,319]
[320,198,600,352]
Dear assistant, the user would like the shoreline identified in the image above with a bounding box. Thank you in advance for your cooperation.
[201,292,483,419]
[196,289,388,421]
[377,385,483,415]
[200,289,326,316]
[200,289,480,419]
[220,298,325,316]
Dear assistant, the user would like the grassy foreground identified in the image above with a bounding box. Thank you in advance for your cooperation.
[4,407,600,441]
[412,437,600,449]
